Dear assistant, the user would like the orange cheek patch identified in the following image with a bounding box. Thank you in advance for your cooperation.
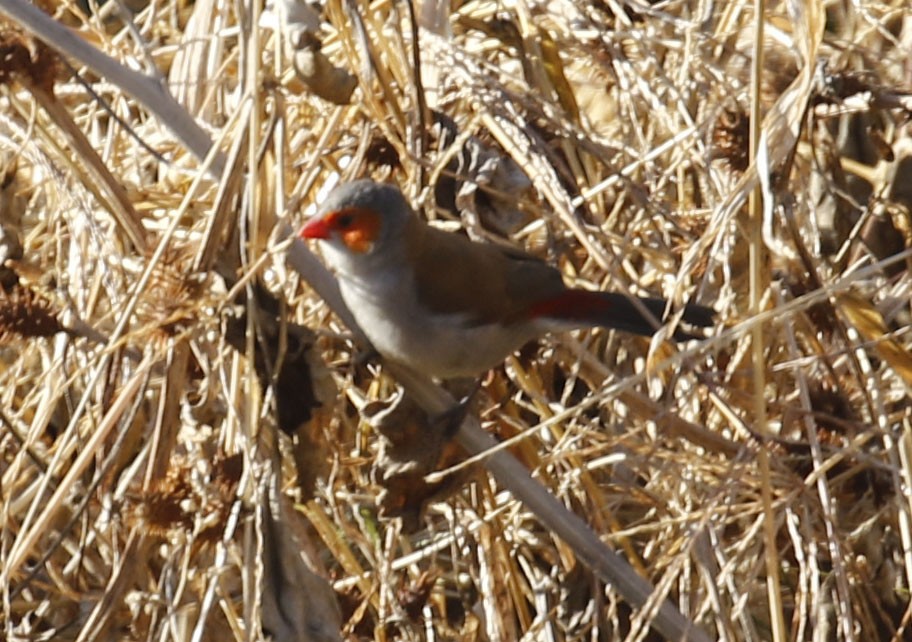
[334,208,381,254]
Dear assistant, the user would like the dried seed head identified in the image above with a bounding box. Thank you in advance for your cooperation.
[712,107,751,172]
[0,28,61,93]
[0,284,63,342]
[137,247,207,338]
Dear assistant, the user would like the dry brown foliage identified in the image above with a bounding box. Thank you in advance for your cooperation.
[2,0,912,640]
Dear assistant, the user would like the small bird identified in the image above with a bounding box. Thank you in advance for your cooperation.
[300,180,713,380]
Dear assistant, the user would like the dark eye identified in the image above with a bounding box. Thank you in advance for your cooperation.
[335,214,354,229]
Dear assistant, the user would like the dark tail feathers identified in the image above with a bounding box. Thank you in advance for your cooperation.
[531,290,714,341]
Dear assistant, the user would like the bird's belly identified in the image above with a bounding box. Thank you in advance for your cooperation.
[341,281,530,379]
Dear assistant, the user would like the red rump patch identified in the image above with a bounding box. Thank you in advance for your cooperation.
[525,290,675,338]
[527,290,614,321]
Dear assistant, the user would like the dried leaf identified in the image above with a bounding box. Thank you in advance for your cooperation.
[838,293,912,391]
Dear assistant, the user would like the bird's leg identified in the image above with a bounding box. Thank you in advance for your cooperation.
[351,345,381,369]
[433,378,484,439]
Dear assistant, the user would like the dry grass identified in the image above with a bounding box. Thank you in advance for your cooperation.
[2,0,912,640]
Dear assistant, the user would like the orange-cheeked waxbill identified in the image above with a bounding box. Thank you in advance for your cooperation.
[299,180,713,379]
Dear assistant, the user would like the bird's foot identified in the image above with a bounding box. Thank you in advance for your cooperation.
[351,346,380,369]
[433,379,483,439]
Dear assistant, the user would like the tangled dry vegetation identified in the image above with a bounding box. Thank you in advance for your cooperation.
[2,0,912,640]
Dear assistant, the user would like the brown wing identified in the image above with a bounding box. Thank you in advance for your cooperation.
[408,223,567,326]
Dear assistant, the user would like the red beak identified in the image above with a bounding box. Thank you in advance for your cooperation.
[299,216,331,240]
